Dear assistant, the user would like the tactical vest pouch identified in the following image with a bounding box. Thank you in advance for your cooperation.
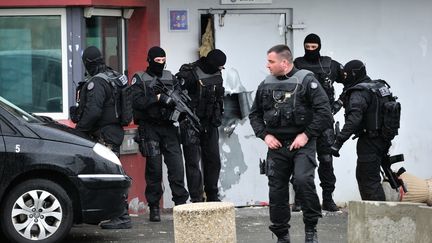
[280,107,294,127]
[263,109,280,127]
[180,120,200,145]
[210,102,222,127]
[96,71,133,126]
[119,85,133,126]
[382,100,401,141]
[351,79,401,141]
[138,140,160,157]
[261,91,273,110]
[293,106,312,126]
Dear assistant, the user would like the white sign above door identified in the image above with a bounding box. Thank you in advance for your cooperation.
[221,0,272,5]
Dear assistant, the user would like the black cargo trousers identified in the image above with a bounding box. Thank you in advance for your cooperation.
[139,122,189,207]
[183,126,221,202]
[356,135,390,201]
[316,127,337,198]
[292,127,336,204]
[267,138,322,237]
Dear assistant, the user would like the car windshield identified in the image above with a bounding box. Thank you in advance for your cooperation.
[0,96,41,123]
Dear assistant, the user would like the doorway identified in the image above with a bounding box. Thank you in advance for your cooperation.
[205,9,293,205]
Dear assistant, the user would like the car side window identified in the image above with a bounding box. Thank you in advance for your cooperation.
[0,117,17,136]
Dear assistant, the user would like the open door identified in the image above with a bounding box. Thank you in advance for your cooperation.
[210,9,293,206]
[214,10,292,206]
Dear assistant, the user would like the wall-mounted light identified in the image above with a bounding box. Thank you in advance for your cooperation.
[123,9,134,19]
[83,7,94,18]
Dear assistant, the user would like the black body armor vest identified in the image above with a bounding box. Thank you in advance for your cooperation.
[137,70,175,123]
[193,66,224,127]
[295,56,335,103]
[260,70,313,128]
[347,79,400,140]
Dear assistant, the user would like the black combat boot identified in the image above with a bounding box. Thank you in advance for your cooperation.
[322,193,339,212]
[149,206,161,222]
[100,214,132,229]
[276,232,290,243]
[305,227,318,243]
[291,197,301,212]
[206,195,221,202]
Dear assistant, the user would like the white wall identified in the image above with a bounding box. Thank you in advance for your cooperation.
[159,0,432,205]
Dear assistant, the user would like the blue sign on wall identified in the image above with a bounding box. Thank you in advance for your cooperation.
[169,10,188,31]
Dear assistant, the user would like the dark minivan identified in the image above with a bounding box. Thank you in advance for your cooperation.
[0,96,131,243]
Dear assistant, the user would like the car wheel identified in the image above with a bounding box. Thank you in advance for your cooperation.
[1,179,73,243]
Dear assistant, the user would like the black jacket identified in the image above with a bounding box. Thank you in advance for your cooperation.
[176,62,224,127]
[294,56,344,104]
[335,76,373,146]
[76,74,124,146]
[131,70,181,124]
[249,68,332,140]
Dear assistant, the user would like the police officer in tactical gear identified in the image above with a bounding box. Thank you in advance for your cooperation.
[293,33,344,212]
[176,49,227,202]
[249,44,332,243]
[131,46,189,222]
[331,60,391,201]
[76,46,131,229]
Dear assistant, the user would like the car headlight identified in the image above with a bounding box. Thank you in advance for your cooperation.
[93,143,122,166]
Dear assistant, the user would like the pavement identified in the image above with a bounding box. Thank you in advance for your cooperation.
[65,206,348,243]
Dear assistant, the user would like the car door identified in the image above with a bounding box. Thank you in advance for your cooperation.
[0,117,8,179]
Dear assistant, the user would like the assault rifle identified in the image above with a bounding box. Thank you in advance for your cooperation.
[154,79,202,133]
[381,154,407,193]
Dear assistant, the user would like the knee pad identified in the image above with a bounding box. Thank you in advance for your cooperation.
[318,154,333,164]
[139,140,160,157]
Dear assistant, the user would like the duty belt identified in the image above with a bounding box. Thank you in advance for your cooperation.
[281,139,294,147]
[97,138,113,149]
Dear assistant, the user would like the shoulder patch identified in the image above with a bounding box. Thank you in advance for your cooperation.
[311,82,318,89]
[119,74,128,86]
[131,77,137,85]
[87,82,94,90]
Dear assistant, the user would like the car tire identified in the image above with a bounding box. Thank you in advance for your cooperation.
[0,179,73,243]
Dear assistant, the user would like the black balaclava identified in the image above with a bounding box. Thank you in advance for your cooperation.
[82,46,106,76]
[343,60,366,87]
[197,49,227,74]
[303,33,321,62]
[147,46,166,77]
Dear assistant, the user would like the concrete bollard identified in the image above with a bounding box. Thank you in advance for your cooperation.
[415,206,432,243]
[348,201,431,243]
[173,202,236,243]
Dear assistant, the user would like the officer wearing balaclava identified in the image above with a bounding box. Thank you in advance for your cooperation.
[75,46,131,229]
[176,49,226,203]
[331,60,389,201]
[292,34,344,212]
[77,46,124,151]
[130,46,189,222]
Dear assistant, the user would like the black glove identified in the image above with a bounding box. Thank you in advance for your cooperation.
[159,93,175,106]
[149,79,164,94]
[330,141,342,157]
[332,99,343,115]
